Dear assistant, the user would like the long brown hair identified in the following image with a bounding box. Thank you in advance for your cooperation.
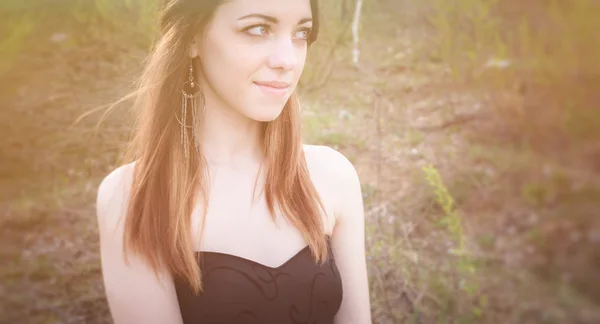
[119,0,326,294]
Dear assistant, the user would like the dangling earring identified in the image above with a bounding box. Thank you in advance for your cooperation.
[178,58,205,158]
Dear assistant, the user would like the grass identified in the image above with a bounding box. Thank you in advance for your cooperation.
[1,0,600,323]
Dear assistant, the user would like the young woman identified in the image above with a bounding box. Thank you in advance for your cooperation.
[96,0,372,323]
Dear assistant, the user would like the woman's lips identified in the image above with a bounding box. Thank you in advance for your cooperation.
[254,81,290,97]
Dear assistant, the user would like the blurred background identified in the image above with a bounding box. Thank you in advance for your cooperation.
[1,0,599,323]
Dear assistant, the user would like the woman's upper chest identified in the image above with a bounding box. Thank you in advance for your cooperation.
[189,157,337,259]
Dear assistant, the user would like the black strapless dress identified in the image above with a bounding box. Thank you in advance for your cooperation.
[174,239,343,324]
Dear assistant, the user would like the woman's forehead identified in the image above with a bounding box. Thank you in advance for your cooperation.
[216,0,313,22]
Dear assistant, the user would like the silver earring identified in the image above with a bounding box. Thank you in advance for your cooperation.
[178,59,205,158]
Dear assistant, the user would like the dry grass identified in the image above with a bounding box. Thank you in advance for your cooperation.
[1,0,599,323]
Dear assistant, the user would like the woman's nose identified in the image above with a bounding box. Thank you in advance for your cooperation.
[267,37,298,71]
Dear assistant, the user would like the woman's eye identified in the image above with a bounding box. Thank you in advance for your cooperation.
[295,28,312,40]
[245,25,269,36]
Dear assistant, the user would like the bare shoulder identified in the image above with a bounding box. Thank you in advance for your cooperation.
[302,144,358,177]
[302,144,362,216]
[96,161,184,323]
[96,161,136,229]
[303,144,360,183]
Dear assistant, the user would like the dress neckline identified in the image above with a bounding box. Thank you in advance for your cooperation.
[194,236,332,270]
[196,244,311,270]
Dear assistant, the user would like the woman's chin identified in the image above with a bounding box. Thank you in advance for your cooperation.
[247,106,286,123]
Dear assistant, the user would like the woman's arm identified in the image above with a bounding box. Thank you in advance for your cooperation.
[308,145,372,323]
[96,163,184,324]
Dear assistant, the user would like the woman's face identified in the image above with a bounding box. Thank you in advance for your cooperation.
[192,0,313,122]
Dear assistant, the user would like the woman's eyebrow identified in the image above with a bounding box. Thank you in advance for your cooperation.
[237,13,312,25]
